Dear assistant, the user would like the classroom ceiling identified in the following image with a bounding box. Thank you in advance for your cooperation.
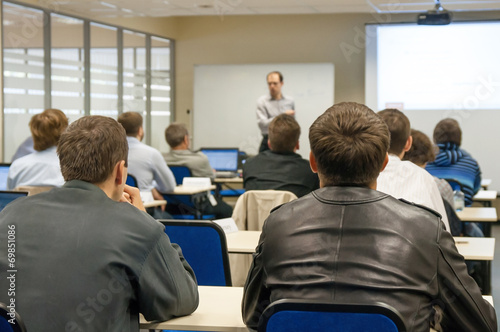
[34,0,500,18]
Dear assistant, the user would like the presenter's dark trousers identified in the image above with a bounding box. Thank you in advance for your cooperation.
[259,134,269,153]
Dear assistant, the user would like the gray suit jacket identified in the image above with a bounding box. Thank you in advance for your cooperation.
[0,180,199,331]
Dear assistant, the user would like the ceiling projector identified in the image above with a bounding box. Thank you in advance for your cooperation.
[417,1,452,25]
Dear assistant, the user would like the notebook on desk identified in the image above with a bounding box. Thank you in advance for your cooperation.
[0,163,11,191]
[0,190,28,212]
[200,148,239,178]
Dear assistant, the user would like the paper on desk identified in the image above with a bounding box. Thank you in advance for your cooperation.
[183,177,212,187]
[213,218,239,234]
[140,191,154,203]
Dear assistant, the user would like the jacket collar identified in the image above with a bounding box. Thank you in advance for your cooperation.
[312,186,389,205]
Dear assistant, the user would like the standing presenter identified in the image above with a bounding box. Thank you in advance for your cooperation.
[256,71,295,152]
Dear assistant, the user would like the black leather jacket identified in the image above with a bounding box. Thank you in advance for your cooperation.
[242,186,496,332]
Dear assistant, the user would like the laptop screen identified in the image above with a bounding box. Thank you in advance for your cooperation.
[0,164,11,191]
[200,148,239,172]
[0,191,28,212]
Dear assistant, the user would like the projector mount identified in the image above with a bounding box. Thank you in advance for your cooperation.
[417,0,452,25]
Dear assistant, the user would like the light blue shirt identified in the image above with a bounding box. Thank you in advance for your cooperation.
[126,137,176,193]
[7,146,64,189]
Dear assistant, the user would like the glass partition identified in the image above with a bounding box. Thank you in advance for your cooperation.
[2,1,173,161]
[51,14,84,123]
[151,36,171,152]
[3,3,45,160]
[90,23,118,117]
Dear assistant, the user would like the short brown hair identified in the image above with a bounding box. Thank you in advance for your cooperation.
[117,111,142,136]
[403,129,436,166]
[57,116,128,184]
[377,108,411,155]
[309,102,390,187]
[268,114,300,153]
[433,118,462,146]
[30,108,68,151]
[165,123,188,148]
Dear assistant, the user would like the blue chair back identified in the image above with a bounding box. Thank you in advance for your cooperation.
[259,300,406,332]
[0,302,27,332]
[160,220,231,286]
[126,174,138,187]
[163,166,215,220]
[169,166,192,185]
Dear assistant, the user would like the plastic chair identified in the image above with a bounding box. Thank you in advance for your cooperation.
[169,165,192,185]
[126,174,138,187]
[159,220,232,286]
[0,190,29,212]
[258,299,406,332]
[0,302,27,332]
[164,166,215,220]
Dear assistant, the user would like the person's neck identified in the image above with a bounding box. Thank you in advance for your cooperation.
[95,179,121,201]
[391,152,404,160]
[271,92,282,100]
[172,143,188,151]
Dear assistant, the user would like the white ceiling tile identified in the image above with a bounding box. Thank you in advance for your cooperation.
[28,0,500,19]
[250,6,317,15]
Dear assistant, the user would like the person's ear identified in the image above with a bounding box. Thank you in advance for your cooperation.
[184,135,189,147]
[403,135,413,152]
[294,141,300,151]
[115,160,126,185]
[138,127,144,141]
[380,153,389,173]
[309,151,318,173]
[267,139,271,150]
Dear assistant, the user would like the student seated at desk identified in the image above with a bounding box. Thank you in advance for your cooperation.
[376,109,450,232]
[7,108,67,190]
[242,102,496,332]
[164,123,233,219]
[404,129,483,238]
[0,116,199,331]
[118,111,175,218]
[426,118,482,207]
[243,114,319,198]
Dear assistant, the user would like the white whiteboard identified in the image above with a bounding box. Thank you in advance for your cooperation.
[193,63,334,159]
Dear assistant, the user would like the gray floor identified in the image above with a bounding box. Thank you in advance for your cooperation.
[491,223,500,328]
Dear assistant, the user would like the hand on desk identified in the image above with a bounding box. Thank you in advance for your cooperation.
[121,185,146,212]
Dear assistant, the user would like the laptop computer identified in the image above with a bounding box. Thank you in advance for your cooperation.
[200,148,239,178]
[0,190,29,212]
[0,163,11,191]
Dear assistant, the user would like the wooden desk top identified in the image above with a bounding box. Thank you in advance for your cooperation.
[456,207,497,222]
[213,177,243,184]
[143,200,167,208]
[226,231,261,254]
[140,286,247,331]
[140,286,493,331]
[226,231,495,261]
[473,190,497,201]
[454,237,495,261]
[165,185,216,195]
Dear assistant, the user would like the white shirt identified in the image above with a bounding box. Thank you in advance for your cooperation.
[126,137,176,193]
[377,155,450,231]
[7,146,64,190]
